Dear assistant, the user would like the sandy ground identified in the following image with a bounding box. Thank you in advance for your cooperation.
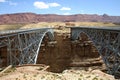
[0,65,115,80]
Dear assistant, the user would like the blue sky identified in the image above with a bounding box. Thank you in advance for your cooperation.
[0,0,120,15]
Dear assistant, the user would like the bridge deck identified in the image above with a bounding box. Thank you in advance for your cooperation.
[0,28,53,35]
[68,26,120,31]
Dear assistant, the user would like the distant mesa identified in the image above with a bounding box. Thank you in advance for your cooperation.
[0,13,120,24]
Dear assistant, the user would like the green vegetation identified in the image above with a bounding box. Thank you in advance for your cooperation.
[23,73,27,79]
[78,78,82,80]
[92,76,98,80]
[33,74,37,77]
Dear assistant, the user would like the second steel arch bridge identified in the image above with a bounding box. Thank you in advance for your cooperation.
[70,26,120,78]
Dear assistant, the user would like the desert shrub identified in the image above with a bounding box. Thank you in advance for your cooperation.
[113,22,120,25]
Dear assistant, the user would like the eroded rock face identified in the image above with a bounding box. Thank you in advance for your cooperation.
[36,32,103,73]
[0,13,120,24]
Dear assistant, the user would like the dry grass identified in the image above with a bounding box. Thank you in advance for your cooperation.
[0,24,25,31]
[0,22,119,31]
[20,22,119,32]
[20,22,65,29]
[74,22,118,27]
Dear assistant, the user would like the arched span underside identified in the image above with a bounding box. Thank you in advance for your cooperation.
[71,27,120,77]
[34,29,54,64]
[0,28,54,66]
[18,29,54,65]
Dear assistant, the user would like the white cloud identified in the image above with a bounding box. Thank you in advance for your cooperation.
[0,0,6,2]
[34,1,60,9]
[63,12,70,15]
[60,7,71,11]
[34,1,49,9]
[0,0,17,6]
[48,3,60,7]
[9,1,17,6]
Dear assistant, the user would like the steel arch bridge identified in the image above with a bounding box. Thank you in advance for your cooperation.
[0,28,54,65]
[70,26,120,78]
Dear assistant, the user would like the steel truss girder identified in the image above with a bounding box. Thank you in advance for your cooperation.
[0,28,54,65]
[71,27,120,77]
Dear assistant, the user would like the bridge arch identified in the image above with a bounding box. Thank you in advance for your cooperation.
[73,31,102,55]
[77,32,110,62]
[0,28,55,66]
[34,29,54,64]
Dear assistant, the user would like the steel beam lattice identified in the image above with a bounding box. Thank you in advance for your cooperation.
[70,26,120,78]
[0,28,54,65]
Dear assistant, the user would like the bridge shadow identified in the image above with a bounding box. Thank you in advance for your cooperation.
[0,46,7,67]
